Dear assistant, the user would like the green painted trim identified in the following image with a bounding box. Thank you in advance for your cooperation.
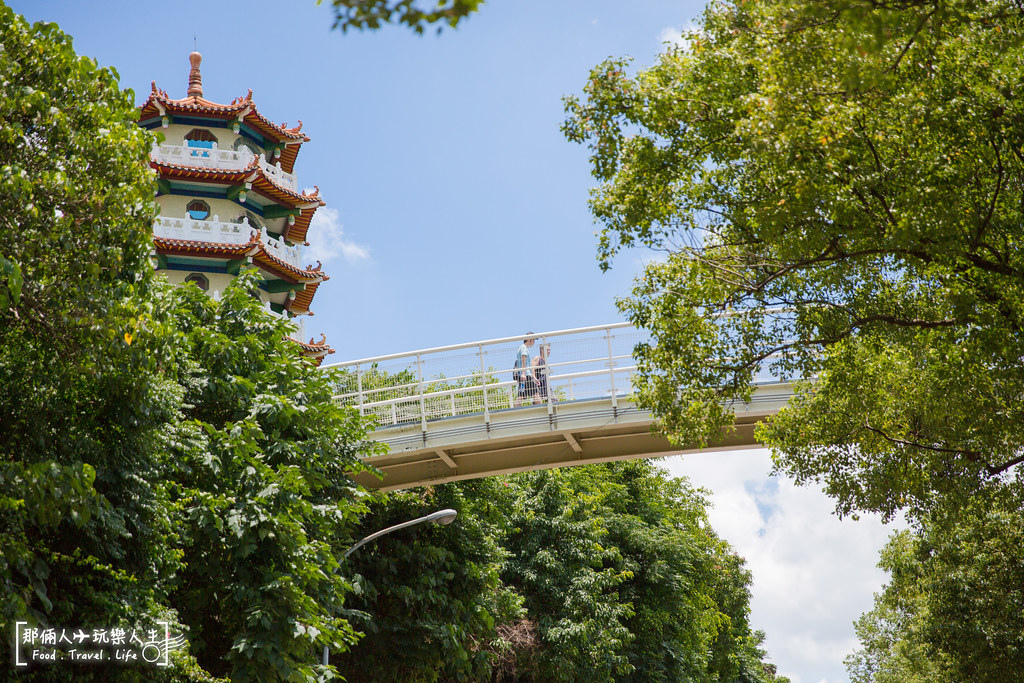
[156,178,172,195]
[238,123,265,146]
[262,205,299,220]
[154,253,168,270]
[226,185,247,202]
[226,259,247,275]
[269,302,289,315]
[265,280,306,294]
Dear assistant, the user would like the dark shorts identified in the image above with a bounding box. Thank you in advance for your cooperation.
[518,376,538,398]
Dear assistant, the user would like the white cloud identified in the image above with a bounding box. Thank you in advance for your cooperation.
[303,207,370,266]
[659,449,902,683]
[635,251,667,272]
[658,22,699,50]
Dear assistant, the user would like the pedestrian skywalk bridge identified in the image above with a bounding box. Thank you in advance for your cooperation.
[326,323,794,491]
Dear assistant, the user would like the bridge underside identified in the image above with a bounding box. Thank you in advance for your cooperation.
[353,384,792,491]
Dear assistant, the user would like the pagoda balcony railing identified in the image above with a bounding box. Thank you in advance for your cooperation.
[151,142,252,172]
[151,143,299,192]
[154,216,303,268]
[259,226,302,268]
[153,214,252,245]
[257,157,298,192]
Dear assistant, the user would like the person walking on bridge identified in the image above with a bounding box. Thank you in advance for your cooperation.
[533,343,551,402]
[515,334,539,405]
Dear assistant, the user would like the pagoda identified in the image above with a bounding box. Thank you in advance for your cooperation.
[139,52,333,363]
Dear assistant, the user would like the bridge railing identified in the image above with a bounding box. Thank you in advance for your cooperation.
[325,323,646,429]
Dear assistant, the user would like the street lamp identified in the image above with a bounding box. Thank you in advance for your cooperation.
[322,508,458,667]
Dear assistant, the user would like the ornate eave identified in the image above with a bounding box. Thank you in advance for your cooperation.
[153,235,258,260]
[248,175,324,211]
[286,279,323,315]
[251,249,328,285]
[154,236,327,285]
[151,157,255,185]
[150,157,322,207]
[288,334,335,366]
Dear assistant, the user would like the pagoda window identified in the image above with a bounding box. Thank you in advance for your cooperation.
[185,128,218,150]
[187,200,210,220]
[184,273,209,292]
[233,137,261,158]
[236,210,263,229]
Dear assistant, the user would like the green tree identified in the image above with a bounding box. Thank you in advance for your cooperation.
[330,478,521,682]
[502,468,635,681]
[322,0,484,34]
[0,6,187,678]
[502,462,785,682]
[847,488,1024,682]
[164,271,381,681]
[325,462,783,682]
[0,7,382,680]
[563,0,1024,521]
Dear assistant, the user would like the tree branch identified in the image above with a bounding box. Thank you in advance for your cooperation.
[889,5,938,72]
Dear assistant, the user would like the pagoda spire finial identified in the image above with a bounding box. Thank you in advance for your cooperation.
[187,50,203,98]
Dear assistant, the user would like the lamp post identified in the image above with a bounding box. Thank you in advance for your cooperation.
[322,508,458,667]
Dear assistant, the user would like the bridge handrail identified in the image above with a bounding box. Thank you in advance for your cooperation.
[328,321,790,431]
[344,366,639,411]
[324,322,636,368]
[333,353,637,401]
[328,323,646,429]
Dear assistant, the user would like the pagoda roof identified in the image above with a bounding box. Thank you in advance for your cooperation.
[151,157,325,211]
[140,53,309,173]
[153,234,258,260]
[288,334,335,365]
[153,236,328,286]
[250,175,324,211]
[252,249,328,285]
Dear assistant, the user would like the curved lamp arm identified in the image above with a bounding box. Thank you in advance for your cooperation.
[343,508,458,558]
[322,508,458,667]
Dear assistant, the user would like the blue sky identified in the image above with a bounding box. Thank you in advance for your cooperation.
[12,2,899,681]
[19,0,698,360]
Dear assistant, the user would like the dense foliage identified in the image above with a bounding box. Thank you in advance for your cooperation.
[0,9,378,679]
[846,488,1024,682]
[164,271,380,680]
[503,462,779,683]
[563,0,1024,522]
[0,5,182,677]
[330,478,520,681]
[338,462,785,683]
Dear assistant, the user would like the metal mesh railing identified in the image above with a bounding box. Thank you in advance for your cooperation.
[325,324,644,428]
[325,321,793,430]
